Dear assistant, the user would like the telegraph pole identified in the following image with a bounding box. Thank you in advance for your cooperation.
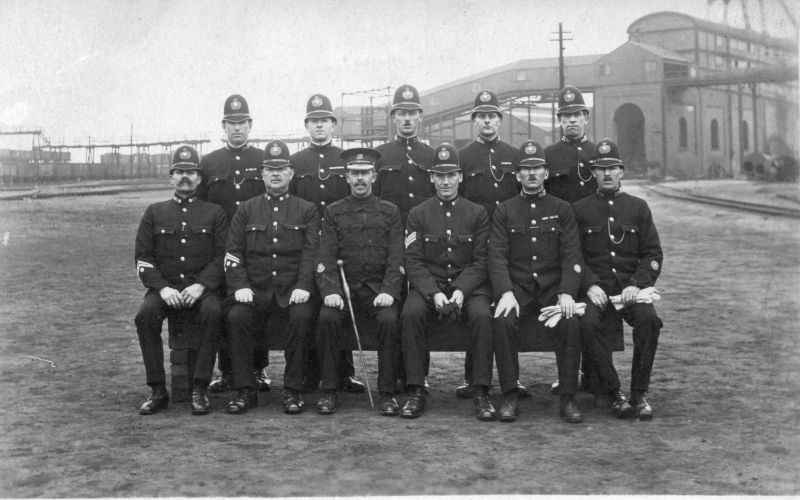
[550,23,572,142]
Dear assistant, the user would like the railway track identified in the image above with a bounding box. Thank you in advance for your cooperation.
[641,183,800,219]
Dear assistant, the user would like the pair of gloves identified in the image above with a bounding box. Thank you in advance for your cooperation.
[437,301,462,323]
[538,287,661,328]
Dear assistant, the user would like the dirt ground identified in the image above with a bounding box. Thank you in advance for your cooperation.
[0,183,799,496]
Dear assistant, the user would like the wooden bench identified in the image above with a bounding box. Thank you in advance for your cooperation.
[167,310,623,402]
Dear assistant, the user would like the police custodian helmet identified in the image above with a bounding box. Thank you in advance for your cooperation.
[170,144,201,173]
[430,143,460,174]
[223,94,252,122]
[391,84,423,114]
[556,85,589,116]
[471,90,502,120]
[591,138,624,169]
[262,140,292,169]
[517,140,547,169]
[305,94,336,123]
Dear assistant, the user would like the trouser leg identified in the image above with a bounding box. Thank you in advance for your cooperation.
[134,292,168,386]
[191,293,222,381]
[400,289,431,388]
[553,316,581,396]
[465,294,493,388]
[226,303,262,389]
[283,301,315,392]
[493,311,519,394]
[373,303,400,393]
[579,303,621,392]
[625,303,661,394]
[317,306,344,391]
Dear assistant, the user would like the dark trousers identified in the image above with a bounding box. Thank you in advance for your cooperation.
[581,302,661,394]
[317,290,398,393]
[494,300,581,395]
[401,289,493,388]
[226,298,316,392]
[135,291,221,386]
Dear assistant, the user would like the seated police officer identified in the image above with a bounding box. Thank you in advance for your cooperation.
[400,143,495,421]
[134,145,227,415]
[489,140,583,423]
[223,140,320,415]
[574,139,663,420]
[314,148,403,416]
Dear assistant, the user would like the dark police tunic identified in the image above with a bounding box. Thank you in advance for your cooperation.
[315,195,404,393]
[402,195,493,388]
[458,137,519,218]
[134,195,227,385]
[197,143,266,222]
[289,142,349,216]
[374,136,435,225]
[223,192,320,391]
[488,190,583,395]
[544,136,597,204]
[573,189,663,394]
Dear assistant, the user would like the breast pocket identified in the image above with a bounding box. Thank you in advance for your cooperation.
[463,171,489,202]
[378,164,404,198]
[454,233,476,263]
[582,225,604,255]
[206,175,228,201]
[616,224,640,254]
[154,226,177,255]
[538,222,562,253]
[280,223,306,251]
[422,234,442,261]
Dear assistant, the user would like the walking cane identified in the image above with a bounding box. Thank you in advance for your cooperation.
[337,260,375,410]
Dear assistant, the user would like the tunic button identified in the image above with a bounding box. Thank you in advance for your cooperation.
[320,184,325,189]
[532,255,538,260]
[180,274,185,279]
[609,217,615,222]
[531,220,536,225]
[273,221,278,226]
[272,271,277,276]
[182,208,187,212]
[611,251,616,256]
[160,229,165,233]
[235,156,240,160]
[274,207,279,211]
[531,204,536,208]
[533,273,538,278]
[447,278,453,282]
[493,182,498,188]
[235,170,241,175]
[407,146,411,151]
[236,201,241,205]
[235,185,241,190]
[578,163,584,167]
[447,247,452,252]
[181,238,186,244]
[409,176,414,182]
[273,238,278,243]
[447,264,452,268]
[272,254,277,258]
[495,200,500,205]
[321,201,326,206]
[409,193,414,198]
[407,159,413,164]
[319,154,324,158]
[612,268,617,273]
[577,147,582,151]
[181,222,187,226]
[446,212,451,217]
[580,181,585,186]
[446,229,452,235]
[609,200,614,206]
[180,256,186,262]
[531,237,537,242]
[490,148,495,154]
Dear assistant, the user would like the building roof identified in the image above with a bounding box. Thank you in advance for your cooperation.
[624,41,692,63]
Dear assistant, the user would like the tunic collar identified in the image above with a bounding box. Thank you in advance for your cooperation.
[520,188,547,201]
[172,194,196,204]
[309,141,333,152]
[225,142,250,152]
[437,195,459,208]
[561,135,588,146]
[395,135,418,146]
[265,192,290,202]
[596,188,622,199]
[476,136,499,146]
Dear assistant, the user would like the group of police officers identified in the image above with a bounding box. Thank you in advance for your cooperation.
[134,83,663,423]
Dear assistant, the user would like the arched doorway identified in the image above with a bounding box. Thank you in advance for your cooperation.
[613,103,646,174]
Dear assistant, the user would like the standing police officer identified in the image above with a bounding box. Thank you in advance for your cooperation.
[489,140,584,423]
[544,85,599,394]
[197,94,271,393]
[314,148,404,416]
[400,143,495,421]
[573,139,663,420]
[457,89,523,398]
[223,141,320,414]
[374,84,435,226]
[134,145,227,415]
[289,93,364,394]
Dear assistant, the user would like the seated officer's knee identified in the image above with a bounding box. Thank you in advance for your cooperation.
[197,294,222,319]
[135,298,164,329]
[225,303,253,329]
[318,306,342,326]
[630,303,661,331]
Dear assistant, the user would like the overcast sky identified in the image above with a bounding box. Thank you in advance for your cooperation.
[0,0,797,149]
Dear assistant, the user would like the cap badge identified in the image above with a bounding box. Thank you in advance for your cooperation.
[311,96,323,108]
[563,90,575,103]
[479,92,491,103]
[651,260,660,271]
[599,143,611,155]
[402,88,414,100]
[270,145,282,156]
[230,98,242,110]
[179,149,191,160]
[438,149,450,160]
[525,144,536,155]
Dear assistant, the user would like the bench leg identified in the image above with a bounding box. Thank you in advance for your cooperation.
[170,349,197,403]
